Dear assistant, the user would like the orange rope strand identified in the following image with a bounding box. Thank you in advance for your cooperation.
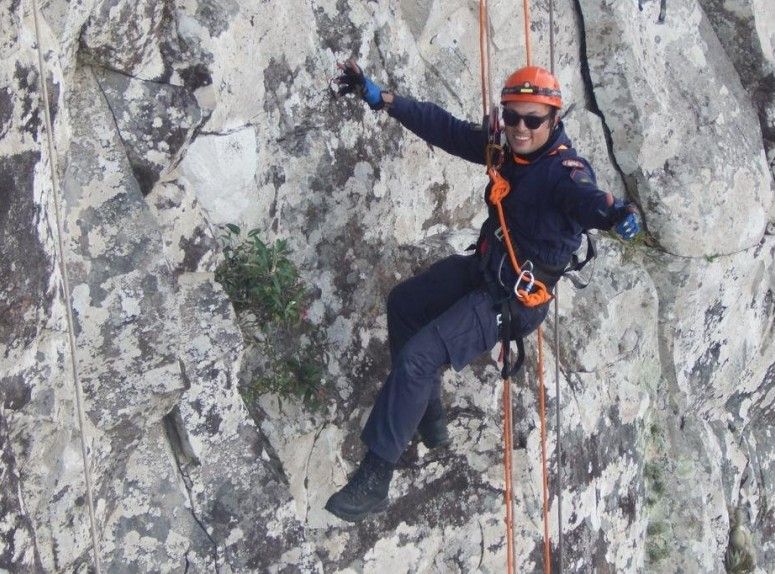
[490,174,520,276]
[482,5,516,573]
[484,2,553,572]
[488,169,553,307]
[538,326,552,573]
[503,378,515,574]
[523,0,533,66]
[479,0,489,117]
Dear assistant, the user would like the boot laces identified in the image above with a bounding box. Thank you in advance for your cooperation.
[344,459,389,498]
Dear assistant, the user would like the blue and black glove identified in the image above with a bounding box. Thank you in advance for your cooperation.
[611,199,640,240]
[335,59,384,110]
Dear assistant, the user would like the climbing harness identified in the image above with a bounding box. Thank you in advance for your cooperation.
[31,2,103,571]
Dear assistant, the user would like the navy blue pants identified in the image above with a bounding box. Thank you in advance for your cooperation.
[361,254,548,464]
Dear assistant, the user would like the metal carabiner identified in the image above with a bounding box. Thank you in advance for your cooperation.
[514,267,535,299]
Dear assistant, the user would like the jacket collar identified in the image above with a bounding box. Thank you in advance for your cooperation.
[510,122,570,165]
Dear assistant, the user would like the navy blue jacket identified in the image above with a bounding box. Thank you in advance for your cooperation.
[387,95,618,283]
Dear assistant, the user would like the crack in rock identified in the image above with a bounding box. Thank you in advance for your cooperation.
[163,408,219,571]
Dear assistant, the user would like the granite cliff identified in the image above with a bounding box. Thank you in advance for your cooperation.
[1,0,774,571]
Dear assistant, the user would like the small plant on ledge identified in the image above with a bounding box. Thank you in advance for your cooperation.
[215,224,325,408]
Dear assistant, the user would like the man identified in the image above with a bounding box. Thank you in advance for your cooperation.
[325,60,639,522]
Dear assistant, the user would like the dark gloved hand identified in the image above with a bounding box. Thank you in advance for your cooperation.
[335,59,384,110]
[611,199,640,240]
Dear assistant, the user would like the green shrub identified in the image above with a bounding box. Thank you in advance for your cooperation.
[253,356,325,408]
[646,538,670,563]
[215,225,325,407]
[646,520,666,536]
[216,224,304,324]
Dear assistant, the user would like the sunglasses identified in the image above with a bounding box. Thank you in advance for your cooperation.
[502,108,553,130]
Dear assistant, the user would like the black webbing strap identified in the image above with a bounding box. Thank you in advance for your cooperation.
[480,251,528,379]
[500,299,525,379]
[563,231,597,290]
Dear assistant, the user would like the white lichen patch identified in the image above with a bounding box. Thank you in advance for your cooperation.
[178,129,260,226]
[363,521,437,572]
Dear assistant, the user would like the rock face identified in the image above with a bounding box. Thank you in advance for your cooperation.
[579,0,771,257]
[1,0,773,572]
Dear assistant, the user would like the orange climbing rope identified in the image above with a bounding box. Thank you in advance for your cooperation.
[478,0,554,572]
[479,4,516,572]
[525,0,553,561]
[502,373,516,574]
[487,169,554,308]
[479,0,491,118]
[523,0,533,66]
[537,326,552,573]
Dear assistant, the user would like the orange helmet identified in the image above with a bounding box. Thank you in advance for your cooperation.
[501,66,562,109]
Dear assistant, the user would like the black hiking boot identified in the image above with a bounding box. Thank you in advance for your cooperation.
[417,398,450,449]
[325,451,393,522]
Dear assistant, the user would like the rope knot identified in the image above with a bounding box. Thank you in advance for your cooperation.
[488,167,511,204]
